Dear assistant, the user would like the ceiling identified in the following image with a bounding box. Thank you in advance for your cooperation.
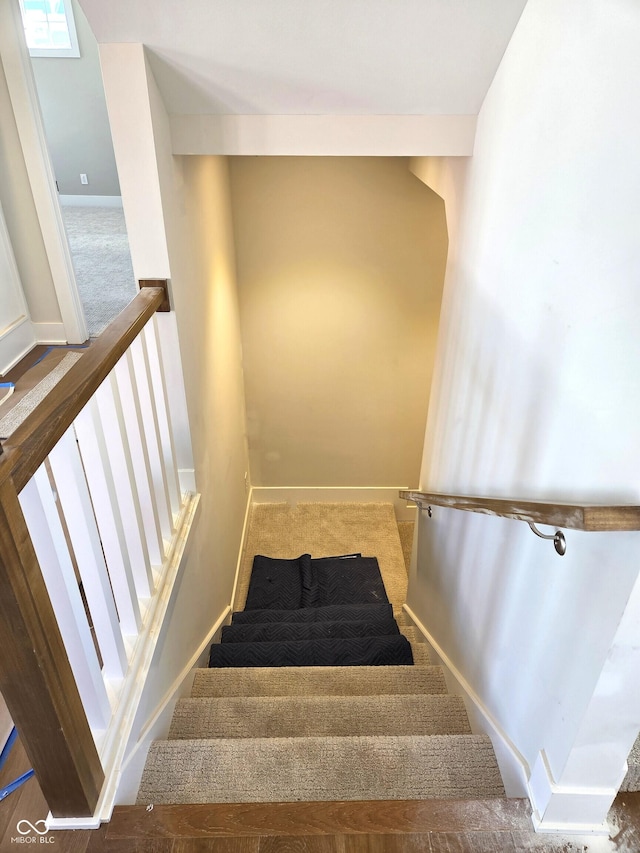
[79,0,528,117]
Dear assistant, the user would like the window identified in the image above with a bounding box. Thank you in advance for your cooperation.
[19,0,80,58]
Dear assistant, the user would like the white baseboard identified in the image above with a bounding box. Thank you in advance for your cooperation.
[403,603,531,801]
[0,315,36,375]
[114,603,231,806]
[47,493,201,831]
[528,750,614,835]
[402,604,618,835]
[230,488,254,612]
[251,486,418,522]
[32,321,68,344]
[116,487,254,799]
[59,194,123,207]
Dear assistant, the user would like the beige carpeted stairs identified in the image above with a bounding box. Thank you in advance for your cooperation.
[137,503,505,805]
[622,734,640,792]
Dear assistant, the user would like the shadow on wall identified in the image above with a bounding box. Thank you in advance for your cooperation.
[409,282,640,790]
[229,156,449,489]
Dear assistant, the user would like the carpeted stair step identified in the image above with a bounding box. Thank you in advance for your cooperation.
[168,694,471,739]
[208,634,414,668]
[400,625,419,643]
[191,664,447,698]
[398,629,430,664]
[410,642,429,665]
[230,603,394,624]
[136,734,505,804]
[221,617,400,644]
[621,733,640,791]
[191,666,447,698]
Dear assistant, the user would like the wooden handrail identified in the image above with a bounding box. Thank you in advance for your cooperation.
[399,490,640,532]
[0,285,166,817]
[0,286,164,493]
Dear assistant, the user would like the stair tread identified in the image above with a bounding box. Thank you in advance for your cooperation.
[137,734,505,804]
[192,663,447,697]
[169,694,471,739]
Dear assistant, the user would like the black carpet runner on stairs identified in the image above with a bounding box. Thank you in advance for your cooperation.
[209,554,413,668]
[244,553,388,610]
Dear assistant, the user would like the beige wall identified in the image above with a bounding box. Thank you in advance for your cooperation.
[229,156,447,487]
[0,58,60,325]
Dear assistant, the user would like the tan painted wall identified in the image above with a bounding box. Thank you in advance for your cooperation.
[229,156,448,487]
[0,58,60,324]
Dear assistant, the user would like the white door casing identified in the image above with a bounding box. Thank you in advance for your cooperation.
[0,0,88,345]
[0,197,36,375]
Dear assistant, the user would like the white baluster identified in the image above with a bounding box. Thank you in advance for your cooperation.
[19,469,112,731]
[146,315,182,512]
[95,374,154,598]
[74,398,142,636]
[48,428,128,680]
[114,351,165,566]
[130,333,174,540]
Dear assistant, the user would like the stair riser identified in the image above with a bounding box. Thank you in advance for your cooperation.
[191,665,447,698]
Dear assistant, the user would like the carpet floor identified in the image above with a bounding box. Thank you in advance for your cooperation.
[62,205,137,337]
[235,502,408,614]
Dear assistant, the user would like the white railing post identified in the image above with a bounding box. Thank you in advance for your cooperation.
[114,352,165,566]
[74,399,142,636]
[48,428,128,680]
[130,332,174,539]
[94,374,155,598]
[19,469,112,731]
[144,317,182,514]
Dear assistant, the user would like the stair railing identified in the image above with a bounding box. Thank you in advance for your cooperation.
[400,490,640,555]
[0,282,197,824]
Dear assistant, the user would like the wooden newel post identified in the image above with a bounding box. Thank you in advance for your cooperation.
[0,468,104,817]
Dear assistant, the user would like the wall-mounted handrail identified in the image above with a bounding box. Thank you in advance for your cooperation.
[399,490,640,531]
[400,490,640,555]
[0,284,171,818]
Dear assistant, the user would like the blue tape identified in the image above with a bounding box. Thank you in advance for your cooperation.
[0,729,35,802]
[0,727,17,771]
[32,343,89,366]
[0,769,35,802]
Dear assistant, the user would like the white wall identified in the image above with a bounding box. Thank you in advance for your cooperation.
[31,0,120,197]
[408,0,640,832]
[230,156,447,487]
[0,57,61,330]
[99,45,250,793]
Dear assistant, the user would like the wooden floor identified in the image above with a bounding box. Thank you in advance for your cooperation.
[2,737,640,852]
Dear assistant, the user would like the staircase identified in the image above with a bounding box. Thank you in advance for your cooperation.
[136,503,506,806]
